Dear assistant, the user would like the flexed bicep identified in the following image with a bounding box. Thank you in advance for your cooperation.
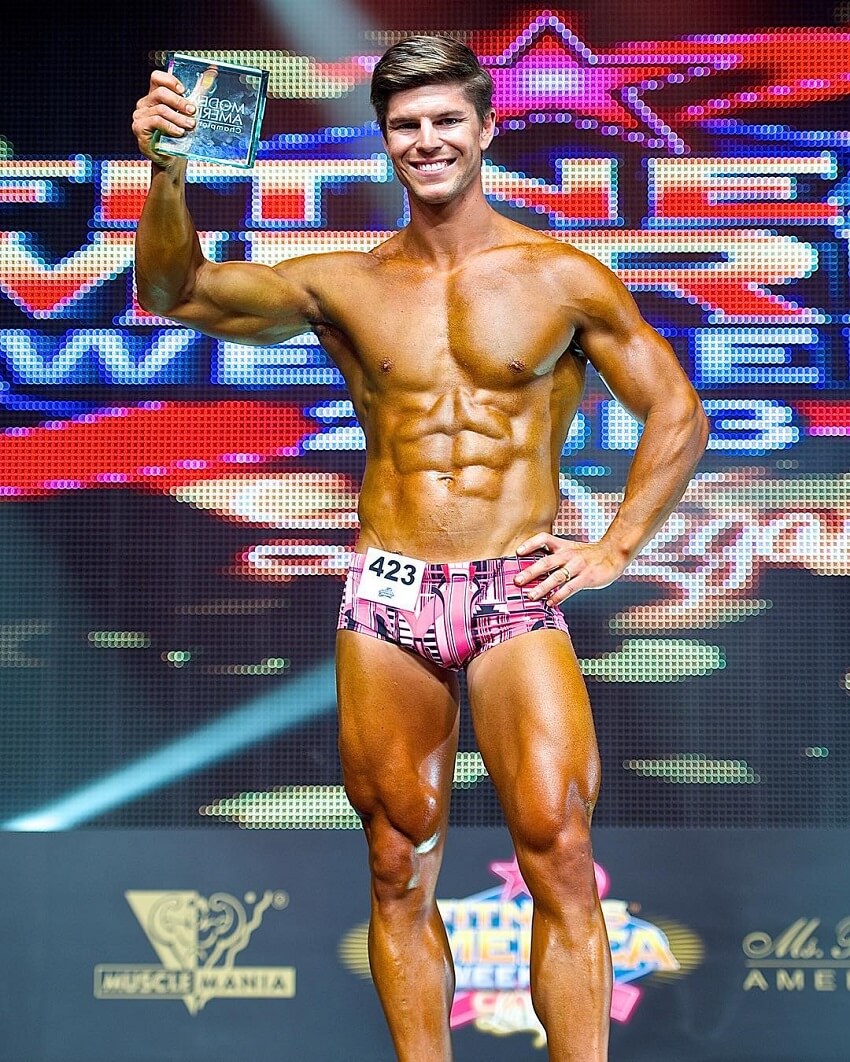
[168,256,318,345]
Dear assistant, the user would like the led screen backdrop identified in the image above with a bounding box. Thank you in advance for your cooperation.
[0,0,848,831]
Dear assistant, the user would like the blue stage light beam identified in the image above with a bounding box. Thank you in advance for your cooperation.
[261,0,370,122]
[2,659,337,831]
[263,0,368,61]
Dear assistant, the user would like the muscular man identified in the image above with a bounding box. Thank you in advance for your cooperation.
[133,36,708,1061]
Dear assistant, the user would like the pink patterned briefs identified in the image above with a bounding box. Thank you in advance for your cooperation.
[337,553,570,670]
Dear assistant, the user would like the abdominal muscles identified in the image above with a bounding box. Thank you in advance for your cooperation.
[356,386,562,561]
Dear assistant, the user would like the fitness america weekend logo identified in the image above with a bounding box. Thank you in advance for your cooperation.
[339,855,702,1048]
[93,889,294,1014]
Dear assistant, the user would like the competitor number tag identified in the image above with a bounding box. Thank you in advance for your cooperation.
[356,547,426,612]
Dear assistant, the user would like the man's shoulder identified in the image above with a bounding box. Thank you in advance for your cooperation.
[274,245,385,270]
[270,245,388,288]
[500,220,594,259]
[501,222,617,286]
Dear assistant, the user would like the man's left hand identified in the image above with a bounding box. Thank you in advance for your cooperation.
[514,533,629,606]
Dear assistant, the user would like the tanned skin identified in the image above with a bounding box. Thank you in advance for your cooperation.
[133,71,708,1061]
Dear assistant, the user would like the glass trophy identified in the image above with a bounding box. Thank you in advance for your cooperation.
[152,53,268,168]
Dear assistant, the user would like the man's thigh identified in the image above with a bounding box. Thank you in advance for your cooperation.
[465,628,600,832]
[335,630,461,833]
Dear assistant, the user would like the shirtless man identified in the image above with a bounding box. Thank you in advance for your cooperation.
[132,36,708,1061]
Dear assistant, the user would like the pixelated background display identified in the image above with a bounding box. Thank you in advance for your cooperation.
[0,0,848,830]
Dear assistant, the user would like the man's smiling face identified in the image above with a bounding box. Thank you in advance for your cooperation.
[383,83,495,207]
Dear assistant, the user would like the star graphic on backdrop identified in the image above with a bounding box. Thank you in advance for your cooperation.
[489,855,530,901]
[480,11,720,153]
[262,13,850,154]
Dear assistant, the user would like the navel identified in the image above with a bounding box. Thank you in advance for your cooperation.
[380,358,393,373]
[508,358,526,374]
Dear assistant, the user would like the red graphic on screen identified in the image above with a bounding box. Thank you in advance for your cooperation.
[0,402,313,496]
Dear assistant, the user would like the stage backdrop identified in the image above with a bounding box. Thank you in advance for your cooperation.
[0,0,848,1059]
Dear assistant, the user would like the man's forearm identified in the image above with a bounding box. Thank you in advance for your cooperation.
[134,160,203,316]
[599,397,708,565]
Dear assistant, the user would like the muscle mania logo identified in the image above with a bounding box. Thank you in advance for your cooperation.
[94,889,295,1015]
[339,855,702,1048]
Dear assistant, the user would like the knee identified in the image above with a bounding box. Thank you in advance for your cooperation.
[511,779,594,855]
[346,783,444,904]
[370,828,418,901]
[520,811,594,880]
[368,817,443,904]
[512,795,599,912]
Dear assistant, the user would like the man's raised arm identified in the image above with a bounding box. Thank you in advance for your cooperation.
[517,253,709,604]
[131,70,315,345]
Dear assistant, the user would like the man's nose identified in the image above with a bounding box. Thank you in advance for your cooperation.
[416,120,441,151]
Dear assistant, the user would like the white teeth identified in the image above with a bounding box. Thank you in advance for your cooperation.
[415,161,450,171]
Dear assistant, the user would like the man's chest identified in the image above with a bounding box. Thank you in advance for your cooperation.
[323,264,576,383]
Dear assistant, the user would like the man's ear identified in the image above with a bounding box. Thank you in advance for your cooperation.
[479,109,496,150]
